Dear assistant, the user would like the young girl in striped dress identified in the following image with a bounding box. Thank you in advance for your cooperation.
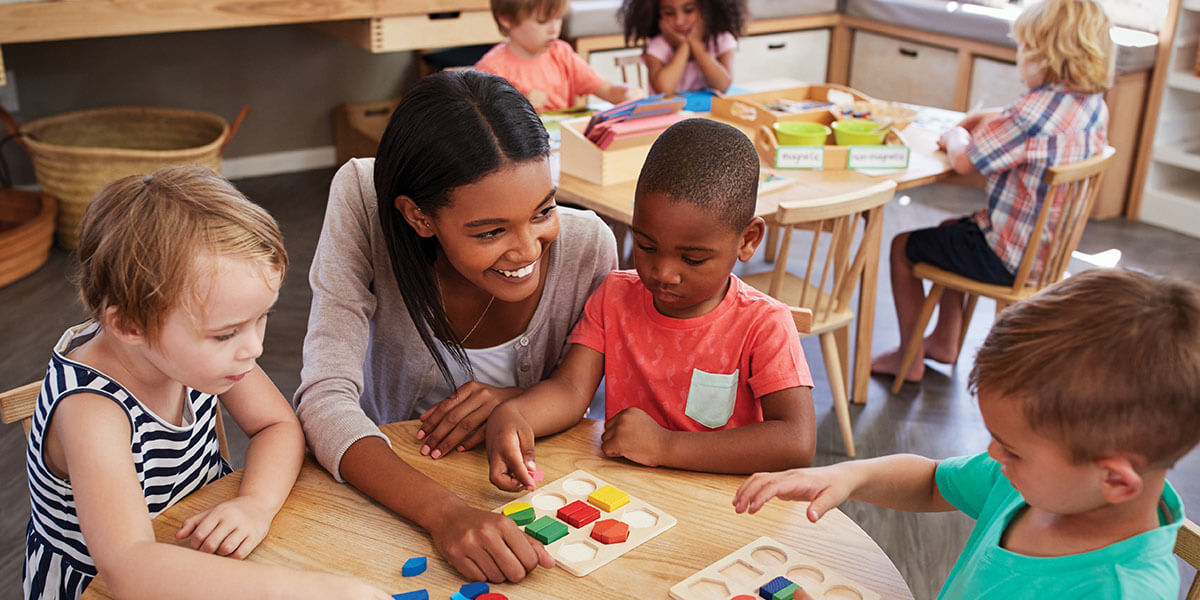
[23,166,389,600]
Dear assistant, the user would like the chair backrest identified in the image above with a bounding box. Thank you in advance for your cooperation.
[614,54,646,89]
[1009,146,1116,291]
[1178,518,1200,600]
[766,180,896,332]
[1,380,230,462]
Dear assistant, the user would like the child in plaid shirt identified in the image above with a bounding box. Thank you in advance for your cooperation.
[872,0,1114,383]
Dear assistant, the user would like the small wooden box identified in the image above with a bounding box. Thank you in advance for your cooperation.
[559,117,663,186]
[753,124,910,171]
[710,84,871,130]
[312,10,503,53]
[331,96,402,166]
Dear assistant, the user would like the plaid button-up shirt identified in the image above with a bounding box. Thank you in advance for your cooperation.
[968,83,1108,282]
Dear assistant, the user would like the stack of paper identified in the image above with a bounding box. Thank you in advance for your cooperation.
[584,95,688,150]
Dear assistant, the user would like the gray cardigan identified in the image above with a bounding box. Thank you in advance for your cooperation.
[295,158,618,481]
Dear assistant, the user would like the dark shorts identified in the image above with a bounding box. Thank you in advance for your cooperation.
[905,218,1015,286]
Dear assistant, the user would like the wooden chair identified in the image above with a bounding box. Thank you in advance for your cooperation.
[1178,518,1200,600]
[614,53,646,90]
[891,146,1117,394]
[1,380,230,462]
[742,180,897,458]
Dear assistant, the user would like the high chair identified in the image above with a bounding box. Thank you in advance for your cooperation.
[890,146,1116,394]
[1178,518,1200,599]
[742,180,897,458]
[1,379,231,461]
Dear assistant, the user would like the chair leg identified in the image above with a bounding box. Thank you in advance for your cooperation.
[955,293,979,365]
[820,331,855,458]
[833,326,851,402]
[995,299,1010,315]
[892,283,945,394]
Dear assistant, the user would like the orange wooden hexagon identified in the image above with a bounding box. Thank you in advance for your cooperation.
[590,518,630,544]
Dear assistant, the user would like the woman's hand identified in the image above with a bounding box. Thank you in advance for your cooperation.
[732,465,858,523]
[428,503,554,582]
[175,496,276,559]
[600,407,668,466]
[418,382,522,459]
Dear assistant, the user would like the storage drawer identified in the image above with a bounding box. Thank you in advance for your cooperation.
[969,57,1024,110]
[315,10,504,53]
[849,31,957,108]
[733,29,830,85]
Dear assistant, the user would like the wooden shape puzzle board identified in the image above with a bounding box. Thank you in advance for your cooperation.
[494,469,676,576]
[668,536,881,600]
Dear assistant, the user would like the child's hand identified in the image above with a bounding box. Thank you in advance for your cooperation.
[527,89,549,111]
[429,503,554,582]
[938,126,970,152]
[732,465,855,523]
[486,403,539,492]
[600,407,668,466]
[659,18,688,49]
[623,85,646,103]
[175,496,275,559]
[305,572,392,600]
[685,15,708,48]
[418,382,522,459]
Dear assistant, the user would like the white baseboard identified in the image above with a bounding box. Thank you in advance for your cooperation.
[221,146,340,180]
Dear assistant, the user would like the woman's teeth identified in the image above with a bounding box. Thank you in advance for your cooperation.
[497,263,535,278]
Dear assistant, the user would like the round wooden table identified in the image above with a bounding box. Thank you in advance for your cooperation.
[82,419,913,599]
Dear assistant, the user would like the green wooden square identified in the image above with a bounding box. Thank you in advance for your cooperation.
[771,583,800,600]
[506,506,535,526]
[525,515,568,544]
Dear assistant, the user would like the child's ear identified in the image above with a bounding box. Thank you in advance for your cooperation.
[496,15,515,33]
[1095,456,1144,504]
[102,306,148,347]
[395,195,435,238]
[736,216,766,262]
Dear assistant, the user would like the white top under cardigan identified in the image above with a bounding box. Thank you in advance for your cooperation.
[295,158,618,481]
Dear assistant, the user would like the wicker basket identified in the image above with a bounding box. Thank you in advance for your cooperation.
[0,188,56,288]
[0,106,247,249]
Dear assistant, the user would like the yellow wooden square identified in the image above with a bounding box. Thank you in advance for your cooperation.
[587,484,630,512]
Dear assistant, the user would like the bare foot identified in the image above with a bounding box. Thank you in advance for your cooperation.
[871,347,924,383]
[922,335,959,364]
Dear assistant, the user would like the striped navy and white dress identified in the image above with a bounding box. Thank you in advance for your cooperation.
[24,322,232,600]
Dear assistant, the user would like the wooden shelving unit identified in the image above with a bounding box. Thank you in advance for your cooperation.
[1140,0,1200,235]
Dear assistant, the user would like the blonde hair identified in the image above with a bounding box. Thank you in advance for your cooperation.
[490,0,568,35]
[970,269,1200,469]
[76,165,288,343]
[1012,0,1115,93]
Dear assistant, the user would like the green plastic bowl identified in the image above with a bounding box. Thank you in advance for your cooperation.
[773,121,831,146]
[832,118,887,145]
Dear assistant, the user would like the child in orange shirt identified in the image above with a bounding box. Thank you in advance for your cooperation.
[475,0,642,111]
[485,118,816,491]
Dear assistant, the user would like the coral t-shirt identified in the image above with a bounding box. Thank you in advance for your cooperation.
[568,271,812,432]
[474,39,607,111]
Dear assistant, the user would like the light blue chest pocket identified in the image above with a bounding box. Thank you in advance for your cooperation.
[684,368,739,429]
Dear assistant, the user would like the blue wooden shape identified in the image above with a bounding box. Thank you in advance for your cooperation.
[758,576,794,600]
[450,593,469,600]
[460,581,490,599]
[401,556,427,577]
[392,590,429,600]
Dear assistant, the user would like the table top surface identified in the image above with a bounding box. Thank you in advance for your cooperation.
[82,419,913,600]
[556,105,963,225]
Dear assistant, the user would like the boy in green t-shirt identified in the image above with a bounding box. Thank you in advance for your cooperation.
[733,268,1200,598]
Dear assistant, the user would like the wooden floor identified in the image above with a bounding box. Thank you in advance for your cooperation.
[2,168,1198,599]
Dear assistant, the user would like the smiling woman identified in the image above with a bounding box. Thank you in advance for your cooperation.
[294,70,617,584]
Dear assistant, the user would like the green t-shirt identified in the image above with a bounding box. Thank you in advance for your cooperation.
[935,452,1183,599]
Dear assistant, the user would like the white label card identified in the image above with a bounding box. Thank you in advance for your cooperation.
[846,146,910,169]
[775,147,825,170]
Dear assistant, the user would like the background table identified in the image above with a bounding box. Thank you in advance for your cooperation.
[82,419,913,599]
[557,107,965,407]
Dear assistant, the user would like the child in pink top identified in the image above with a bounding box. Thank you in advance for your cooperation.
[619,0,748,93]
[476,0,642,111]
[486,119,817,491]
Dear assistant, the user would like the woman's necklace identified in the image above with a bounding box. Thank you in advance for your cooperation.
[434,269,495,344]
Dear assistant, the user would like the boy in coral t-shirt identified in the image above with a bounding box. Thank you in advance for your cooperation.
[475,0,641,111]
[486,119,816,491]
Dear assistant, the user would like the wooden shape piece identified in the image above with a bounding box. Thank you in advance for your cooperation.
[476,595,508,600]
[401,556,427,577]
[459,581,489,599]
[392,590,429,600]
[502,501,536,526]
[758,576,793,600]
[557,499,601,528]
[590,519,630,544]
[587,484,630,512]
[526,515,569,545]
